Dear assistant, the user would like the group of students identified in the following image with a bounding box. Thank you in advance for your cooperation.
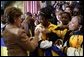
[1,1,83,56]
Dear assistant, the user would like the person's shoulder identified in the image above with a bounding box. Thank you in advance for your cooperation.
[35,23,43,28]
[9,28,20,36]
[3,25,20,37]
[36,23,42,26]
[21,19,26,25]
[69,35,83,47]
[18,28,26,35]
[48,23,58,30]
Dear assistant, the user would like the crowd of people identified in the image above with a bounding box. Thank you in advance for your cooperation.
[1,1,83,56]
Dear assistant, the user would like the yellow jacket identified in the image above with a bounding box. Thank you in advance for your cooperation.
[48,23,68,39]
[69,35,83,48]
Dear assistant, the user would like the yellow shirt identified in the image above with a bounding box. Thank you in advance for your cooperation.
[35,22,68,41]
[35,23,58,41]
[48,23,68,39]
[69,35,83,48]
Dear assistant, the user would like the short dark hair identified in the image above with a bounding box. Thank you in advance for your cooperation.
[4,6,22,24]
[73,7,80,16]
[65,6,71,8]
[39,6,54,19]
[61,12,71,21]
[26,12,32,17]
[1,9,4,16]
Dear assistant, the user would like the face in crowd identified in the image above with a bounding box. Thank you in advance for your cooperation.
[68,16,79,30]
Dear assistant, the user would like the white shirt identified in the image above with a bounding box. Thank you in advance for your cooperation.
[67,47,83,56]
[35,23,45,41]
[35,23,53,49]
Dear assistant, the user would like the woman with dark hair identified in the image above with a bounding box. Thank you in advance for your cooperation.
[35,7,66,56]
[3,6,39,56]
